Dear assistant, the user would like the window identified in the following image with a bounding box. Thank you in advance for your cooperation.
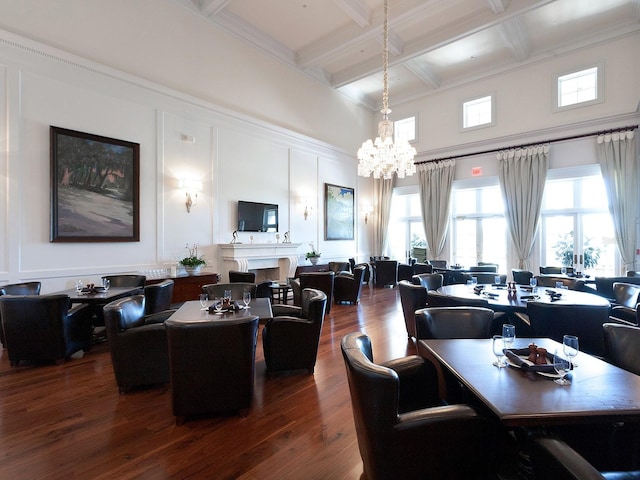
[387,189,425,262]
[540,170,615,276]
[451,183,507,269]
[462,94,494,130]
[554,64,603,111]
[394,116,416,143]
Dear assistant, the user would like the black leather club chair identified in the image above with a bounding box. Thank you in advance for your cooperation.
[328,261,350,274]
[397,263,415,282]
[101,274,146,289]
[411,273,443,291]
[202,282,256,300]
[472,273,507,285]
[334,265,366,305]
[528,434,640,480]
[0,281,42,348]
[228,270,256,283]
[412,262,433,275]
[143,279,175,315]
[415,306,495,340]
[603,323,640,375]
[469,265,498,273]
[372,259,398,288]
[612,282,640,308]
[428,259,448,269]
[262,288,327,375]
[443,271,472,285]
[341,332,493,480]
[349,258,371,284]
[512,269,533,285]
[398,280,428,338]
[527,302,612,358]
[299,271,334,312]
[0,294,92,366]
[103,295,173,393]
[539,266,563,274]
[534,275,580,289]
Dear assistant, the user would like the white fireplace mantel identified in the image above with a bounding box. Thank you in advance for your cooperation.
[218,243,302,281]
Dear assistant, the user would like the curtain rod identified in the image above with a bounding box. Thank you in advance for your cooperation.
[415,124,639,165]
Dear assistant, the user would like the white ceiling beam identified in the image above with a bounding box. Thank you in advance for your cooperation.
[334,0,372,27]
[404,58,441,89]
[497,17,531,62]
[375,29,404,57]
[199,0,233,17]
[486,0,509,14]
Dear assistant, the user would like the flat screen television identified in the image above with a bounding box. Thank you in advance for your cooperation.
[237,200,279,232]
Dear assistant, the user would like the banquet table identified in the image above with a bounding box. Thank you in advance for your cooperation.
[437,283,609,313]
[419,337,640,428]
[168,297,273,323]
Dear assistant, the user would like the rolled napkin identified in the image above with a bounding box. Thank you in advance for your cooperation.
[520,286,533,292]
[520,295,537,300]
[473,285,484,294]
[504,348,570,374]
[483,292,499,298]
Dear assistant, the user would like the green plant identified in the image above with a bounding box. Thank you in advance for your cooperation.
[552,232,601,269]
[179,243,206,267]
[305,242,321,259]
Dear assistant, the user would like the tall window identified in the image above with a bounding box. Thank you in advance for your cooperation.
[462,94,494,129]
[540,171,615,275]
[387,189,425,262]
[451,184,507,269]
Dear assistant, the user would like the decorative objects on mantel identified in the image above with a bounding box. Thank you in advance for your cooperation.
[283,231,291,243]
[179,243,206,275]
[230,230,240,244]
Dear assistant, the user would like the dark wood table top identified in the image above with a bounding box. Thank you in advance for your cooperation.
[419,338,640,427]
[168,297,273,323]
[437,283,609,312]
[54,287,141,305]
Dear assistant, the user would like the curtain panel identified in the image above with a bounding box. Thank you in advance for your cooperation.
[373,177,395,256]
[597,130,638,271]
[417,160,455,260]
[497,145,549,270]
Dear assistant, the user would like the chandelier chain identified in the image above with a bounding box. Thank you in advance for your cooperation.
[382,0,389,114]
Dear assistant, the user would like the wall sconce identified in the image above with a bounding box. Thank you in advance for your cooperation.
[363,205,374,224]
[303,198,313,221]
[179,179,202,213]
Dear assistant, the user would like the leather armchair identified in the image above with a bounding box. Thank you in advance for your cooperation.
[0,281,41,348]
[328,261,350,274]
[103,295,173,393]
[143,279,174,315]
[535,275,580,289]
[262,288,327,374]
[341,332,493,480]
[202,282,256,300]
[299,271,334,312]
[612,282,640,308]
[527,302,612,357]
[334,265,365,304]
[412,262,433,274]
[415,306,495,340]
[593,276,640,301]
[397,263,415,282]
[469,265,497,273]
[0,294,92,366]
[228,270,256,283]
[512,269,533,285]
[372,259,398,288]
[472,273,507,285]
[528,434,640,480]
[603,323,640,375]
[443,271,472,285]
[411,273,443,291]
[349,257,371,283]
[101,274,146,289]
[398,280,428,338]
[166,315,259,423]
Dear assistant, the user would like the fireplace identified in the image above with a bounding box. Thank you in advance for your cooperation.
[218,243,301,283]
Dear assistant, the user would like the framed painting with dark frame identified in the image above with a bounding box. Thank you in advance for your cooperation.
[50,126,140,242]
[325,183,354,240]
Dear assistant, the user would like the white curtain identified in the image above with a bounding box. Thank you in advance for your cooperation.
[373,177,395,256]
[597,130,638,271]
[497,144,549,270]
[418,160,455,260]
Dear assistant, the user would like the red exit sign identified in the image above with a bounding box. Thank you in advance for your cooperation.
[471,166,482,176]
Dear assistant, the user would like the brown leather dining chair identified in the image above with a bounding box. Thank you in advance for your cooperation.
[398,280,428,338]
[143,279,174,315]
[334,265,366,305]
[341,332,494,480]
[0,281,42,348]
[228,270,256,283]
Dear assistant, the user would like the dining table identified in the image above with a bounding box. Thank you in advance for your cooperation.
[167,297,273,324]
[437,283,610,313]
[419,337,640,428]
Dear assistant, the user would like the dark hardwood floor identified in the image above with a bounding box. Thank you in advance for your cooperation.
[0,285,416,480]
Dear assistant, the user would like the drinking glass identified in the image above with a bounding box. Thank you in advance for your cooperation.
[243,291,251,309]
[555,281,564,289]
[561,266,567,275]
[563,335,579,368]
[471,276,478,286]
[102,278,110,292]
[199,293,209,310]
[224,289,232,302]
[529,277,537,290]
[492,335,506,368]
[213,297,223,314]
[75,280,83,293]
[502,324,516,350]
[494,275,501,286]
[553,350,571,385]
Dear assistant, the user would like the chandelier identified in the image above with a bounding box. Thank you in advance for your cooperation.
[357,0,416,180]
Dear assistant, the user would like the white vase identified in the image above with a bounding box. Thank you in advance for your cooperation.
[183,266,202,275]
[309,257,319,265]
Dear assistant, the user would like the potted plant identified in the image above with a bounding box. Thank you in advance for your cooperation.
[552,232,601,273]
[179,243,206,275]
[305,242,321,265]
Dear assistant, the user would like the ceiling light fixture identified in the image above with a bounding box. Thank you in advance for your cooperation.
[357,0,416,180]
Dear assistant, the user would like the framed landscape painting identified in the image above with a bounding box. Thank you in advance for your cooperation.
[325,183,354,240]
[50,126,140,242]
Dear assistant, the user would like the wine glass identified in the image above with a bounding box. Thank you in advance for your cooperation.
[213,297,223,314]
[563,335,579,368]
[502,324,516,351]
[243,291,251,309]
[199,293,209,310]
[494,275,501,286]
[529,277,537,291]
[561,266,568,275]
[553,350,571,385]
[102,278,110,292]
[492,335,506,368]
[75,280,83,293]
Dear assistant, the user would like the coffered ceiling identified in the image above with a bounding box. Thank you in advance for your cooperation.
[172,0,640,111]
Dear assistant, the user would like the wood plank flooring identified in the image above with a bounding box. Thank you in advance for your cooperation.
[0,285,416,480]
